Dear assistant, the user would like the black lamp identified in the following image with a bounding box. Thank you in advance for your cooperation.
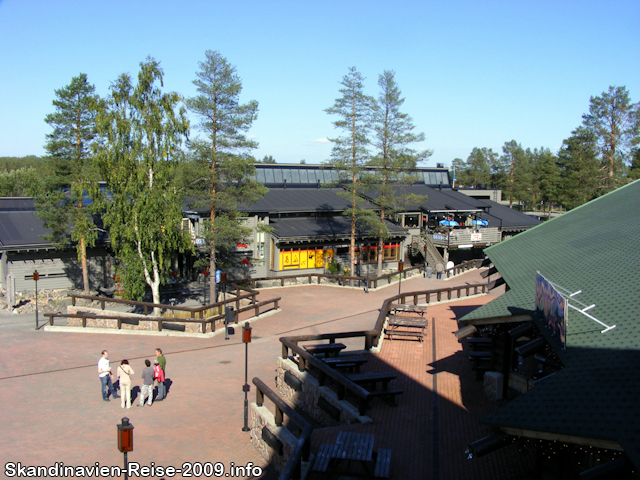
[117,417,134,480]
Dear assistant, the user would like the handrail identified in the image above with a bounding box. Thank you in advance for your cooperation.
[280,337,371,415]
[245,258,481,290]
[44,296,281,335]
[67,282,259,317]
[370,280,488,348]
[252,378,313,480]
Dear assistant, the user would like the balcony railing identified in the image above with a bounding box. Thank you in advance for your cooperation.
[428,227,501,247]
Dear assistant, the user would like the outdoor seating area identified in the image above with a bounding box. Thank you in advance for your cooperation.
[311,431,391,478]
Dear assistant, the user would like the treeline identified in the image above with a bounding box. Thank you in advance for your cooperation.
[452,86,640,213]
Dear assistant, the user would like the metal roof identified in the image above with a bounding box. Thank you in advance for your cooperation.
[241,187,378,214]
[271,215,408,241]
[460,180,640,467]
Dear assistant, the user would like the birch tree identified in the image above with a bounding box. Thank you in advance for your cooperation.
[96,58,191,312]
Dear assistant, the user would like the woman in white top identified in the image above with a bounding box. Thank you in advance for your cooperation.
[117,360,135,409]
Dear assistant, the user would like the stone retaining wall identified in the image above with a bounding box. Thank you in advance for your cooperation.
[275,357,370,426]
[250,403,298,475]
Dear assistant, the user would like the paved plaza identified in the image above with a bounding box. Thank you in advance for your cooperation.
[0,270,532,479]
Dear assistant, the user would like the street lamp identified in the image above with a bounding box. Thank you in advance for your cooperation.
[33,271,39,330]
[117,417,134,480]
[242,322,252,432]
[398,261,404,297]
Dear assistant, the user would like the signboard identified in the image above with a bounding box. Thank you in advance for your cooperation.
[215,270,221,284]
[535,272,568,347]
[470,233,482,242]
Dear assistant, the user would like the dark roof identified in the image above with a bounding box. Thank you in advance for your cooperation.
[0,198,53,250]
[241,188,378,214]
[271,216,407,241]
[460,180,640,467]
[360,185,540,230]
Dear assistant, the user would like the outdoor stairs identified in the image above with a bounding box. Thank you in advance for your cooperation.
[412,235,445,268]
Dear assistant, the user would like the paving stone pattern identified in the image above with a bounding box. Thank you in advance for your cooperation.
[0,270,532,479]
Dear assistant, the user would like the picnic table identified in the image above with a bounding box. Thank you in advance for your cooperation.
[311,431,391,478]
[389,303,428,317]
[322,355,369,373]
[385,316,427,343]
[303,342,346,357]
[345,371,396,391]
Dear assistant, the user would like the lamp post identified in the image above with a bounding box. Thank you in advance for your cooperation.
[117,417,134,480]
[33,271,39,330]
[398,261,404,297]
[242,322,252,432]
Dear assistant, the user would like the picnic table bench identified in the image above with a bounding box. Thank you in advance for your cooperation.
[322,355,369,373]
[385,316,427,343]
[312,431,391,478]
[345,371,396,391]
[303,342,346,357]
[389,303,428,317]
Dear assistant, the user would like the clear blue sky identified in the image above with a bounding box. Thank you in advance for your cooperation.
[1,0,638,167]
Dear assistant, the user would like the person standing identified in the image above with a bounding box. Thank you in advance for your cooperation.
[436,262,444,280]
[117,360,134,409]
[155,348,166,401]
[425,265,433,279]
[138,359,154,407]
[98,350,119,402]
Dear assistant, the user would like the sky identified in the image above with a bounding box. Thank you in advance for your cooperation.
[0,0,638,167]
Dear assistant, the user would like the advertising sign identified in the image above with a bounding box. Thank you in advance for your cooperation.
[536,272,568,347]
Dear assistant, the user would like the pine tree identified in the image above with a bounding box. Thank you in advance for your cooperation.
[582,86,639,191]
[36,73,99,293]
[95,58,191,312]
[325,67,375,275]
[557,127,600,209]
[185,50,266,300]
[500,140,531,208]
[533,147,560,218]
[367,70,430,275]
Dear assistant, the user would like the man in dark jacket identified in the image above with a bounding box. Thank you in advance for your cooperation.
[138,359,154,407]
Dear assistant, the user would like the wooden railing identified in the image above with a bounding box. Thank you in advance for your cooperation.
[280,335,375,416]
[252,378,313,480]
[244,258,481,290]
[44,296,281,335]
[67,283,259,318]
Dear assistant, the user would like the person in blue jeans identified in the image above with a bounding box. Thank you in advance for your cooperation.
[97,350,119,402]
[155,348,166,401]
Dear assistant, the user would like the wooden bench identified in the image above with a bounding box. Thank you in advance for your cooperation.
[304,343,346,357]
[374,449,392,478]
[389,303,428,317]
[346,372,396,391]
[311,443,337,473]
[468,351,492,360]
[367,389,403,406]
[385,318,426,343]
[467,337,493,346]
[322,355,369,373]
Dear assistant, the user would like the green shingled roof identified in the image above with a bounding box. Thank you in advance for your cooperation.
[460,180,640,467]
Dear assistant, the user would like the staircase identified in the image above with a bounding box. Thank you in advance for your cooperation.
[412,235,445,267]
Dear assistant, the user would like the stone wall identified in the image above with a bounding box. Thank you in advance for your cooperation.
[275,357,370,426]
[249,403,298,475]
[66,306,211,333]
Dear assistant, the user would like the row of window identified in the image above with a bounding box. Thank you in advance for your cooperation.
[277,243,399,271]
[254,168,449,186]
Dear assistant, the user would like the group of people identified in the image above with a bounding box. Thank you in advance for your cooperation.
[97,348,166,408]
[424,260,455,280]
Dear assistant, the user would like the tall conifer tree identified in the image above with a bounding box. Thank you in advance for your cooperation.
[185,50,266,300]
[36,73,99,293]
[325,67,375,275]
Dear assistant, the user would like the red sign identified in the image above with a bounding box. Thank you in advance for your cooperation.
[237,243,248,248]
[241,259,250,265]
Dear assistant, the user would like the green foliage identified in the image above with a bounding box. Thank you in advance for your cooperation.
[531,147,560,216]
[326,260,341,275]
[0,156,47,172]
[34,73,101,292]
[325,67,376,270]
[260,155,276,163]
[95,57,191,305]
[582,86,639,192]
[557,127,600,209]
[365,70,430,274]
[185,50,266,296]
[0,167,46,196]
[499,140,532,207]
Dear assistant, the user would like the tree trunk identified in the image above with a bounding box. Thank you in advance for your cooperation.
[80,237,90,293]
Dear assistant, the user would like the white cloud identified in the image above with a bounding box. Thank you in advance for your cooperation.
[312,137,330,143]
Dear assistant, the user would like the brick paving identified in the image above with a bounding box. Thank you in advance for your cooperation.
[0,270,531,479]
